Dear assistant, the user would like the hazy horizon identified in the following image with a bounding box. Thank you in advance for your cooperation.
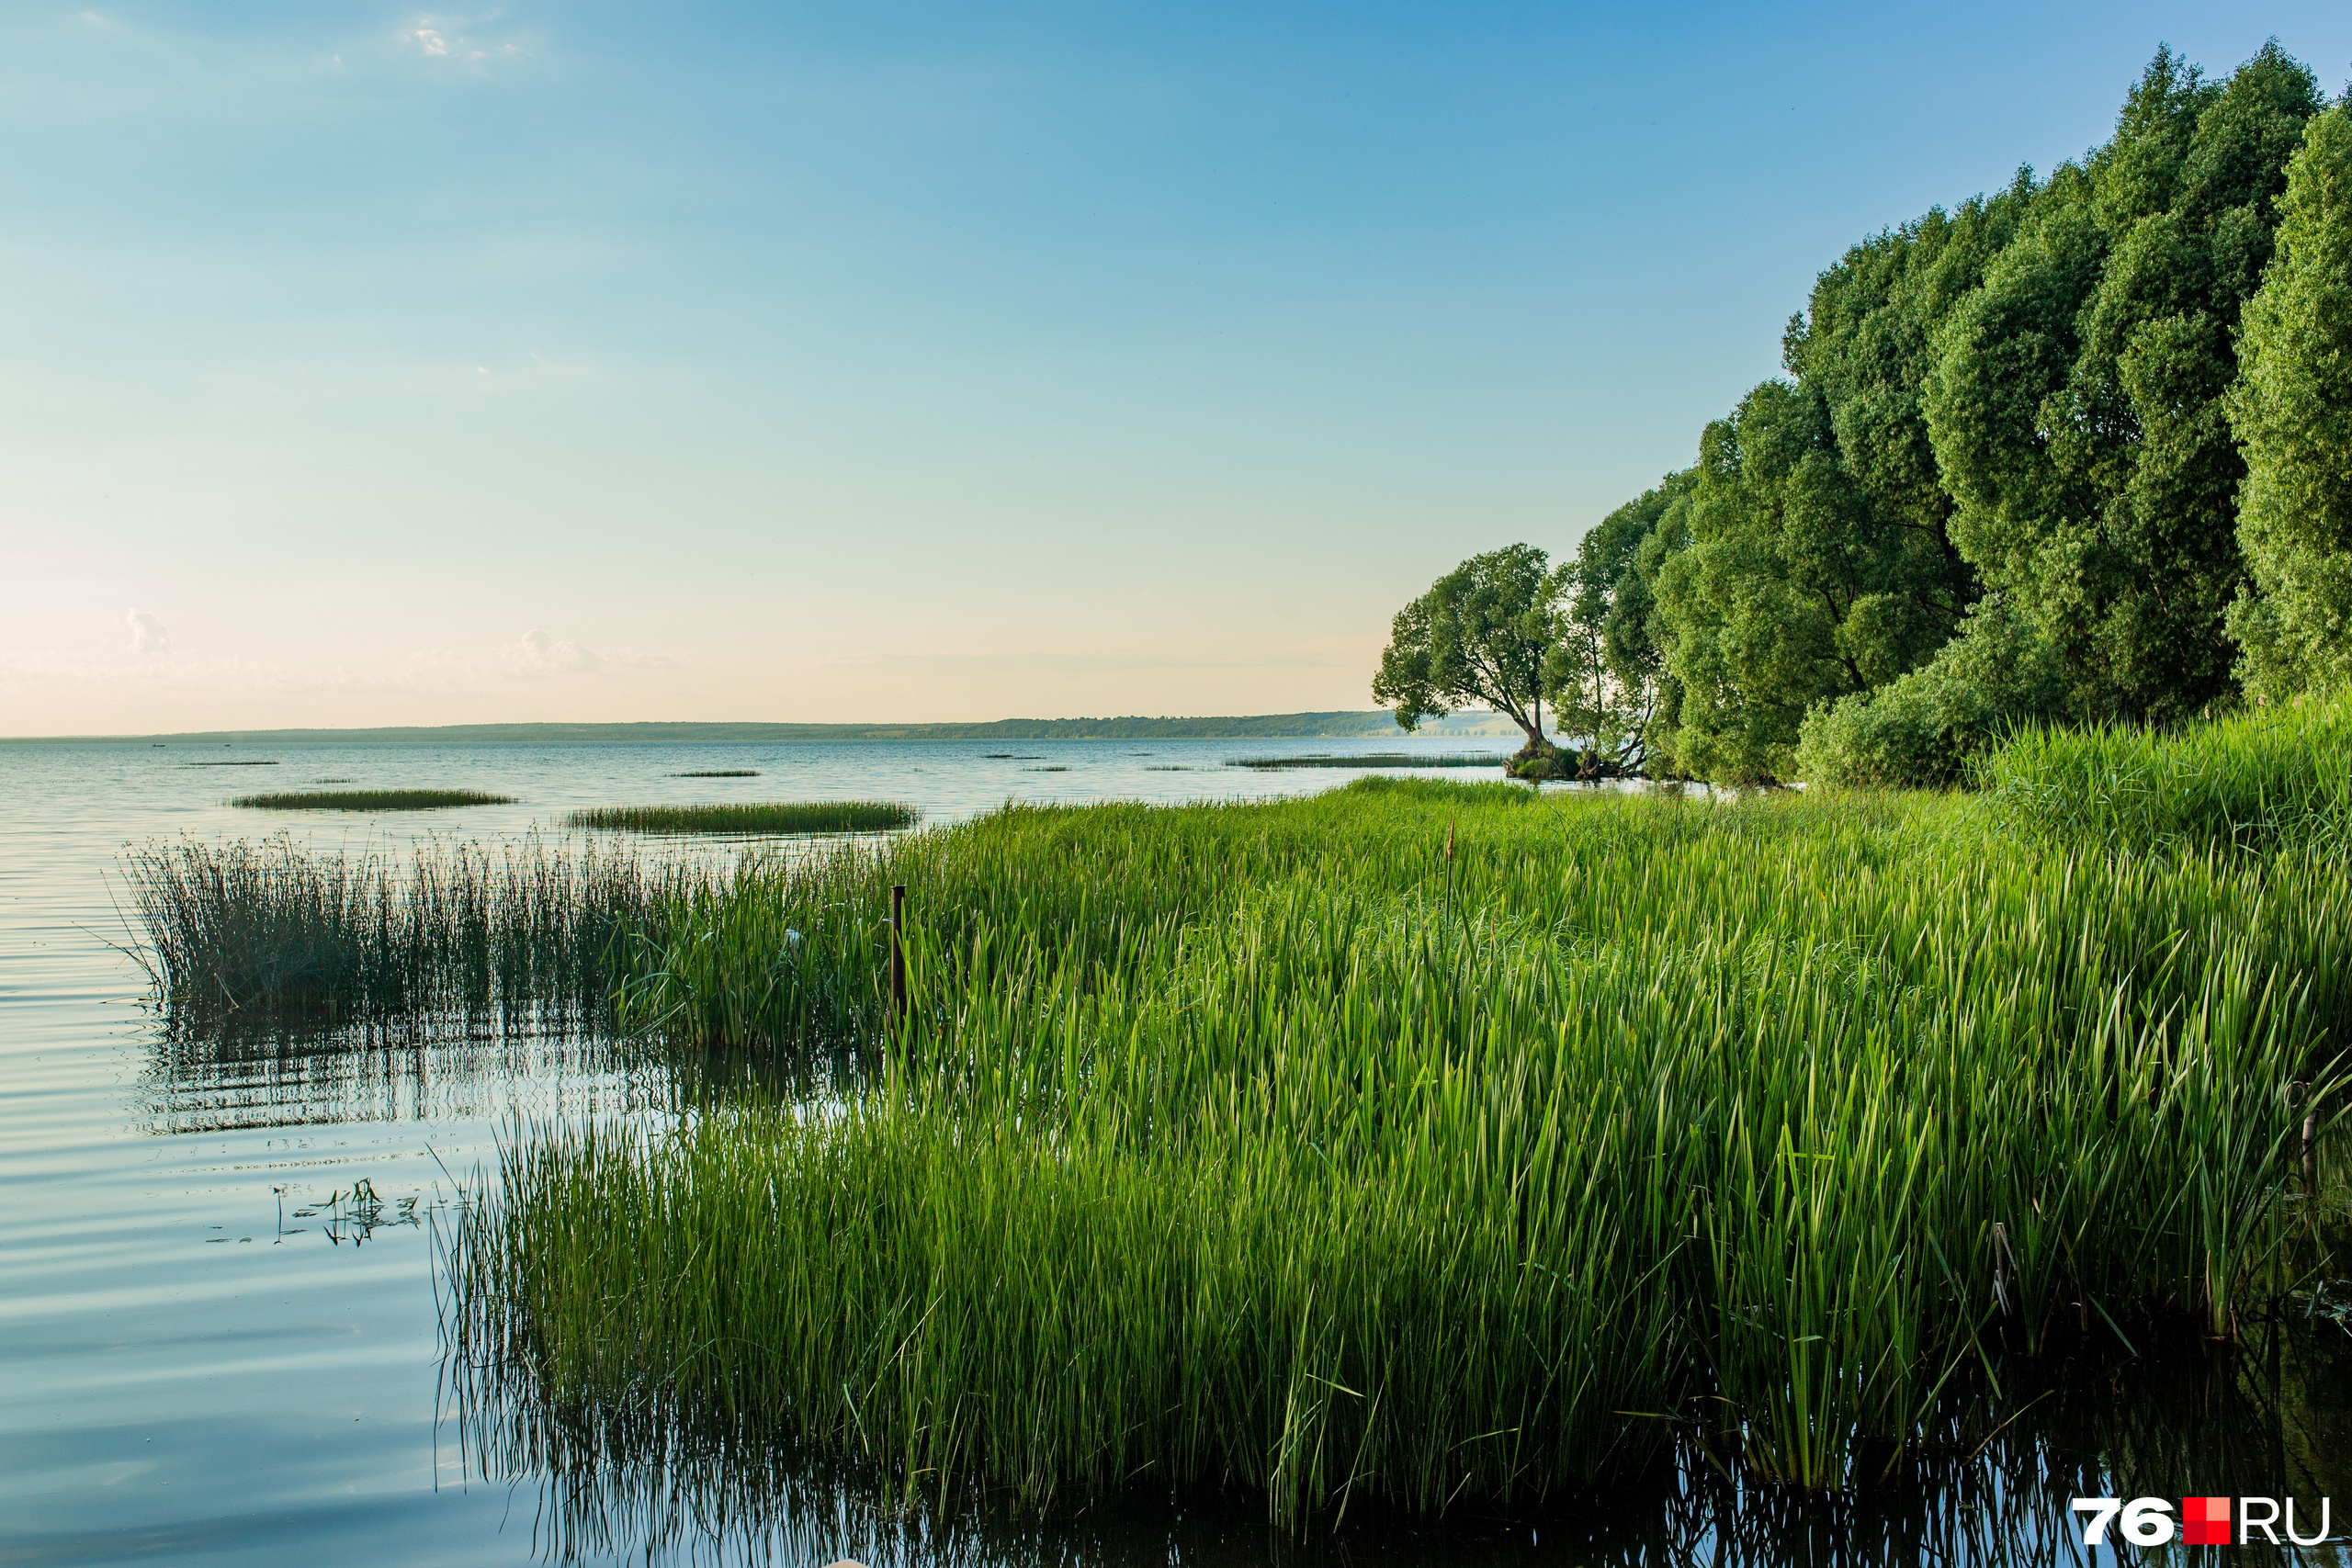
[6,2,2347,737]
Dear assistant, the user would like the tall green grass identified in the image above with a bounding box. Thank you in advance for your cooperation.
[1978,692,2352,856]
[123,835,684,1029]
[443,771,2350,1528]
[567,801,916,835]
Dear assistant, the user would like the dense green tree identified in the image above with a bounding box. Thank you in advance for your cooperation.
[1619,191,2007,784]
[1544,473,1690,771]
[1794,596,2065,786]
[1373,545,1558,756]
[2227,102,2352,701]
[1790,185,2027,598]
[1645,367,1974,784]
[1925,44,2322,725]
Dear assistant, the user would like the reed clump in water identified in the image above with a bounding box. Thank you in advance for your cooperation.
[446,732,2352,1529]
[232,788,515,810]
[123,834,686,1029]
[1229,751,1503,769]
[569,802,916,835]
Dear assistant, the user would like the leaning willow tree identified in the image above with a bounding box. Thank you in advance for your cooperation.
[1372,544,1562,772]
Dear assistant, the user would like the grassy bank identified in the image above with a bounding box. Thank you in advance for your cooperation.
[436,746,2350,1527]
[232,788,514,810]
[566,801,916,835]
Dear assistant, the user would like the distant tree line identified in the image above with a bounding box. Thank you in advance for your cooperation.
[1380,45,2352,784]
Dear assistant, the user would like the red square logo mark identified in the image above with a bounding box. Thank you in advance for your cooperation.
[2182,1496,2232,1546]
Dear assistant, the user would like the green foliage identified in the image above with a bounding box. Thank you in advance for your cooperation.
[448,774,2348,1523]
[1544,474,1689,770]
[1925,45,2322,724]
[1589,44,2338,778]
[230,788,514,809]
[1646,375,1974,783]
[1627,184,2002,783]
[1373,545,1557,745]
[567,801,918,835]
[1795,598,2064,786]
[2227,103,2352,701]
[1978,690,2352,857]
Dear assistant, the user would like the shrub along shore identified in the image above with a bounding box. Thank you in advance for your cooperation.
[349,707,2348,1530]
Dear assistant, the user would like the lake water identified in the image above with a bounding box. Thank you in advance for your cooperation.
[3,737,2346,1566]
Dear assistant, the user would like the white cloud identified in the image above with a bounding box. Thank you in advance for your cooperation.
[126,608,172,655]
[401,15,535,69]
[498,628,603,677]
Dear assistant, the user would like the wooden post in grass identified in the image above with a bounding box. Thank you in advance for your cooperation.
[888,884,907,1032]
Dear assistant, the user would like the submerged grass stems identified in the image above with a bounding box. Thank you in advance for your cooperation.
[232,788,516,810]
[443,769,2351,1529]
[568,801,917,835]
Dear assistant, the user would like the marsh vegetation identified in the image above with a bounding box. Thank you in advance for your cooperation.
[1231,752,1508,770]
[232,788,515,810]
[123,835,684,1031]
[414,705,2352,1532]
[565,801,917,836]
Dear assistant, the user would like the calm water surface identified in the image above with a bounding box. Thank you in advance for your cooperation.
[3,738,2346,1566]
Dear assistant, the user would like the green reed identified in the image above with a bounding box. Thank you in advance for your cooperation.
[232,788,516,810]
[122,833,691,1029]
[1978,691,2352,857]
[441,766,2351,1528]
[1228,752,1505,769]
[567,801,917,835]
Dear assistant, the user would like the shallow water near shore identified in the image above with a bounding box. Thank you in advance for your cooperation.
[4,736,2348,1565]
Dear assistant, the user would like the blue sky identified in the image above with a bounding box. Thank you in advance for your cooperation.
[4,3,2346,732]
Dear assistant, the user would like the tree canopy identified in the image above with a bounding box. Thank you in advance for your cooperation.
[1378,46,2350,784]
[1925,44,2320,727]
[1544,474,1688,773]
[1548,43,2341,786]
[2228,100,2352,701]
[1373,546,1557,751]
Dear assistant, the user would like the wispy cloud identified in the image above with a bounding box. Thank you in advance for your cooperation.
[497,627,599,676]
[126,607,172,654]
[4,630,672,697]
[400,13,536,70]
[407,629,673,682]
[821,646,1351,676]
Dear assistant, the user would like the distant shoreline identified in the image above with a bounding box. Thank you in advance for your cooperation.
[0,712,1521,747]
